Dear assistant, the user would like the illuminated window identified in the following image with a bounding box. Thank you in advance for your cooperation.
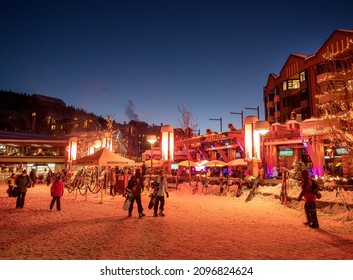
[51,125,56,130]
[300,71,306,82]
[287,80,300,89]
[282,81,287,91]
[83,120,88,128]
[32,112,36,117]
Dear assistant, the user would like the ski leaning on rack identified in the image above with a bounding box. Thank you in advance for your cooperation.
[245,176,260,202]
[336,187,351,211]
[280,169,289,205]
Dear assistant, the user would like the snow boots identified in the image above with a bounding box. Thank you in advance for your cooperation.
[153,210,165,217]
[304,201,319,228]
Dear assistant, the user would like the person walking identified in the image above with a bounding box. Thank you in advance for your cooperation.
[297,169,319,228]
[109,167,117,196]
[50,175,64,211]
[126,169,145,218]
[29,168,37,188]
[15,170,31,209]
[153,169,169,217]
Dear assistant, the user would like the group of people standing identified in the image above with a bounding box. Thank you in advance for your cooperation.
[125,168,169,218]
[6,166,169,217]
[5,169,65,211]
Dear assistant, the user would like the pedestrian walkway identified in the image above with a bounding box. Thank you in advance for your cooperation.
[1,182,353,260]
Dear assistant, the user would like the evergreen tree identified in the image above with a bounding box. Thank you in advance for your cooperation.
[289,157,307,181]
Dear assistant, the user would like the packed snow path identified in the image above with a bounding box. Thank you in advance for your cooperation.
[1,183,353,260]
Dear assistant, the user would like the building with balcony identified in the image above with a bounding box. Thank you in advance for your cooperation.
[264,29,353,124]
[263,29,353,177]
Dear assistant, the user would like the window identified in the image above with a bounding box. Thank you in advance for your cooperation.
[288,80,300,89]
[282,81,287,91]
[300,71,306,82]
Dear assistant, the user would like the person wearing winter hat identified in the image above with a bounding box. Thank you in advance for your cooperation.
[153,169,169,217]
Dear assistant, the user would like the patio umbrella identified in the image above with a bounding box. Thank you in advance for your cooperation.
[202,160,228,167]
[227,159,247,166]
[178,160,198,167]
[144,159,163,168]
[196,159,209,166]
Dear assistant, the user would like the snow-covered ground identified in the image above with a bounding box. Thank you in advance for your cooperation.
[1,179,353,261]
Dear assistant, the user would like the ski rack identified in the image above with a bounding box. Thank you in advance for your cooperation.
[336,187,351,211]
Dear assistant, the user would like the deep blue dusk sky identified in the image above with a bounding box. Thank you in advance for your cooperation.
[1,0,353,134]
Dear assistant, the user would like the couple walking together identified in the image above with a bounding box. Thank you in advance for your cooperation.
[126,169,169,218]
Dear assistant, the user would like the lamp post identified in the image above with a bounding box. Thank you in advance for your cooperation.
[254,120,271,178]
[209,117,223,132]
[245,106,260,119]
[230,111,244,128]
[147,135,157,186]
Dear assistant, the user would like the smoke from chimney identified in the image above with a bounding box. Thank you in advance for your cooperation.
[125,99,139,121]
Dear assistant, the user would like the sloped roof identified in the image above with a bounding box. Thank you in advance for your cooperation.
[0,130,68,141]
[32,94,66,106]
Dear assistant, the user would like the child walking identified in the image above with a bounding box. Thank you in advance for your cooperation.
[50,175,64,211]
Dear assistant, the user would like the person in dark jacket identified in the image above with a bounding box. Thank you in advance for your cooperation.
[29,168,37,188]
[15,170,31,209]
[50,175,65,211]
[297,169,319,228]
[126,169,145,218]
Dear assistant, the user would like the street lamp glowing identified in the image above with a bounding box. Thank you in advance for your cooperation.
[147,135,157,145]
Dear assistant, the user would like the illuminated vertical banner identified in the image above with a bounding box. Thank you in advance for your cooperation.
[253,130,260,159]
[161,125,174,161]
[244,116,259,159]
[68,137,78,161]
[244,122,253,159]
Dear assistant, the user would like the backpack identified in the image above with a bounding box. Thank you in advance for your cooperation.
[11,186,19,197]
[310,179,321,199]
